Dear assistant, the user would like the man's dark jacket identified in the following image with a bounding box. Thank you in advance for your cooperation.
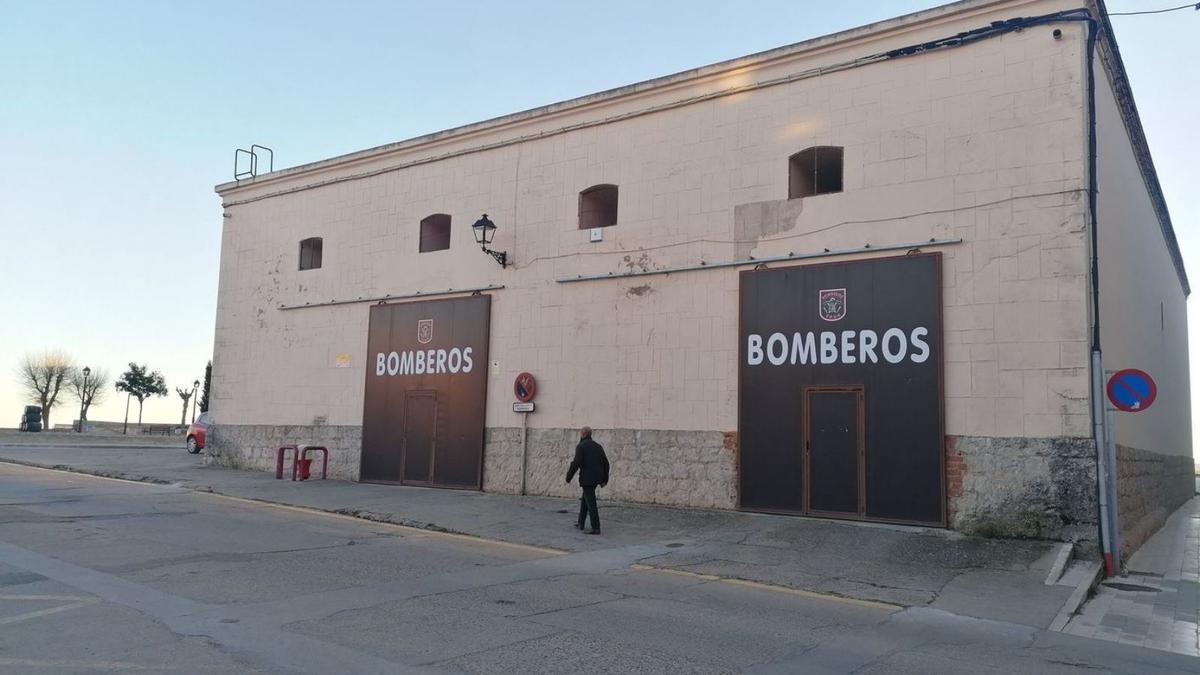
[566,437,609,488]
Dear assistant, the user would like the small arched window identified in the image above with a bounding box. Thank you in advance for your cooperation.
[298,237,323,270]
[579,184,618,229]
[419,214,451,252]
[789,146,844,199]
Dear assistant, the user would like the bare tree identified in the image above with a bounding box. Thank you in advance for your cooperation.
[67,366,110,423]
[176,387,194,426]
[16,351,75,430]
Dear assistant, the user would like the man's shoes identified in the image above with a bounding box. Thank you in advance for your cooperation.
[586,529,601,535]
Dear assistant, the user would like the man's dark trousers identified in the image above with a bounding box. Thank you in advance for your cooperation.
[578,485,600,531]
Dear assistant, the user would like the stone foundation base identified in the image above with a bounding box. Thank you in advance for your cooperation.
[207,424,737,508]
[1116,445,1195,557]
[210,424,1117,551]
[484,427,737,509]
[208,424,363,480]
[947,436,1098,554]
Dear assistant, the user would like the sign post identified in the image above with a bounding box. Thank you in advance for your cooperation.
[1100,368,1158,576]
[514,373,538,496]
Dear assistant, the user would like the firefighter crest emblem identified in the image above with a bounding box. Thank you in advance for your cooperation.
[818,289,847,322]
[417,319,434,344]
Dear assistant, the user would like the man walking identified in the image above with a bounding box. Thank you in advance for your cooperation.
[566,426,609,534]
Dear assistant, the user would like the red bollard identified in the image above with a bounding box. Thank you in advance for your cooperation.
[297,458,313,481]
[275,445,299,480]
[299,446,329,480]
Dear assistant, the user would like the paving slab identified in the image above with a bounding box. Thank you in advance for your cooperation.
[0,442,1079,628]
[1064,496,1200,657]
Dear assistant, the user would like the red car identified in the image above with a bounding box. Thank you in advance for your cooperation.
[186,412,211,454]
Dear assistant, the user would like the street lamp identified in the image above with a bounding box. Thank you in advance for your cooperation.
[471,214,508,268]
[191,379,200,423]
[77,366,90,433]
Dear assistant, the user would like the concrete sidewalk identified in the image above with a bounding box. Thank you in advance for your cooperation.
[1064,496,1200,656]
[0,443,1089,629]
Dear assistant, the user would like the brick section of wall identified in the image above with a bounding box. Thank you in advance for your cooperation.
[1116,444,1195,558]
[947,435,1098,553]
[945,438,967,522]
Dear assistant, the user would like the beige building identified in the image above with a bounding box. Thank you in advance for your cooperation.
[211,0,1190,558]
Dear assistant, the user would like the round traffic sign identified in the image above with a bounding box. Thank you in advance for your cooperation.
[1106,369,1157,413]
[514,372,537,403]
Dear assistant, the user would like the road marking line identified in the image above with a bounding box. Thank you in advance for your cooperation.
[0,594,91,601]
[631,563,721,581]
[0,599,98,625]
[0,460,567,557]
[0,657,225,671]
[631,564,902,611]
[0,462,173,488]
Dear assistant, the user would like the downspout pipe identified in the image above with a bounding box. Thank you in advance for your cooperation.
[1078,14,1121,576]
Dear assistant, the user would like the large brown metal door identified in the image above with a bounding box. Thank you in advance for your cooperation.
[804,387,864,518]
[738,253,945,526]
[361,295,490,489]
[401,392,437,485]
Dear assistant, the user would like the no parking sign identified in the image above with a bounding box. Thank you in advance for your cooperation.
[1106,369,1157,413]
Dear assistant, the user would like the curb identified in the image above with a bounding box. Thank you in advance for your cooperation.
[0,456,1073,626]
[0,457,568,554]
[0,457,175,485]
[0,457,917,612]
[1044,542,1075,585]
[1048,561,1104,632]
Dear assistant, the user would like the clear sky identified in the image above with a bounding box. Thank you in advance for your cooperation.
[1,1,1196,444]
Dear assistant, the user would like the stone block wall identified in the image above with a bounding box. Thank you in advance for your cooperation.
[947,435,1098,553]
[208,424,362,481]
[1116,444,1195,557]
[485,427,737,509]
[211,422,737,509]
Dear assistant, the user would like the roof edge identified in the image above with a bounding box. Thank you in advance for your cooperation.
[215,0,1025,195]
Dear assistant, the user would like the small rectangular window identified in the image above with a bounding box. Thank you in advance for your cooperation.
[299,237,323,270]
[789,147,844,199]
[579,185,618,229]
[419,214,451,253]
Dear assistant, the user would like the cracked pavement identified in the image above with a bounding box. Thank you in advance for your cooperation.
[0,442,1077,626]
[0,462,1195,673]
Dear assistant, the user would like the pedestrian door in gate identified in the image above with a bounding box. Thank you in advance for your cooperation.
[401,391,437,485]
[803,386,865,518]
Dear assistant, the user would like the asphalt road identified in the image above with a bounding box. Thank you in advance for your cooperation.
[0,463,1194,674]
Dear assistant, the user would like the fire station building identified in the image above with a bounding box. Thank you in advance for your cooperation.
[211,0,1192,555]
